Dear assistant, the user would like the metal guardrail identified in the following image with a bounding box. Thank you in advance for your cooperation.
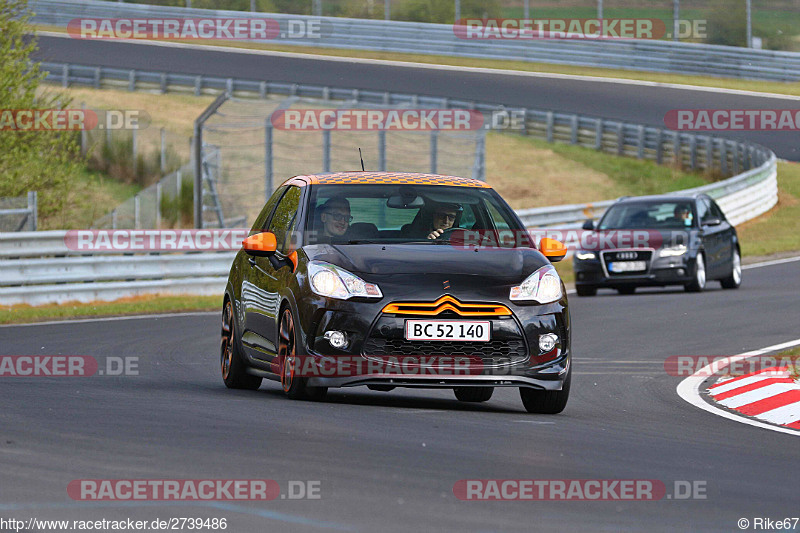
[29,0,800,82]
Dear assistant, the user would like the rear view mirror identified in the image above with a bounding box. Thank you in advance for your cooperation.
[540,238,567,262]
[703,218,722,227]
[387,195,424,209]
[243,232,277,257]
[582,220,594,231]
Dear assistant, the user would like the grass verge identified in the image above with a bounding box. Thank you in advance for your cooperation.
[0,295,220,325]
[738,161,800,256]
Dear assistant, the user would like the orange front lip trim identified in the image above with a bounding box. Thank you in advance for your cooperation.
[381,295,511,317]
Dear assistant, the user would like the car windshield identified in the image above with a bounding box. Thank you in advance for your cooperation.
[597,201,695,230]
[305,184,526,245]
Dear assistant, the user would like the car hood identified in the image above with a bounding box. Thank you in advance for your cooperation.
[303,243,551,281]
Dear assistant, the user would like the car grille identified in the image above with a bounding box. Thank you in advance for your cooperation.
[362,337,527,367]
[601,249,653,276]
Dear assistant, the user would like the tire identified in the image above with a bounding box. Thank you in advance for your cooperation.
[685,253,707,293]
[575,285,597,297]
[519,366,571,414]
[278,306,327,401]
[720,248,742,289]
[454,387,494,403]
[617,286,636,295]
[221,298,262,390]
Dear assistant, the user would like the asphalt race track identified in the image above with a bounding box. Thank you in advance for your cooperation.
[1,259,798,532]
[4,33,798,532]
[31,35,800,162]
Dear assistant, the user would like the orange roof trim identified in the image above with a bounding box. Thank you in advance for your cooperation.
[282,172,489,188]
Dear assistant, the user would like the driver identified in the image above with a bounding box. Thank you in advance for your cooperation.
[426,203,461,240]
[673,204,692,226]
[318,197,352,242]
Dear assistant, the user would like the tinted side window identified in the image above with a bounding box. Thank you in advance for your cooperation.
[267,186,302,253]
[251,186,287,233]
[709,199,726,221]
[696,198,710,223]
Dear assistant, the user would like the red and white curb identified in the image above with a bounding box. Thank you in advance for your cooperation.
[677,338,800,436]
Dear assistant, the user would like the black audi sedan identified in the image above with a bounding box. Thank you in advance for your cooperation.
[573,193,741,296]
[220,172,572,413]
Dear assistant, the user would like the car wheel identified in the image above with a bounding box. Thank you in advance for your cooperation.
[221,298,262,390]
[519,366,571,414]
[576,285,597,297]
[617,286,636,295]
[278,306,327,401]
[685,253,706,293]
[720,248,742,289]
[454,387,494,403]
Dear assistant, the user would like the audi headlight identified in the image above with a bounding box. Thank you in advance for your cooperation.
[658,244,687,258]
[575,251,597,260]
[308,261,382,300]
[510,264,563,304]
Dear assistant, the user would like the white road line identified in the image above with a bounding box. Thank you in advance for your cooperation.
[743,255,800,270]
[676,336,800,436]
[756,402,800,425]
[717,383,799,409]
[34,31,800,101]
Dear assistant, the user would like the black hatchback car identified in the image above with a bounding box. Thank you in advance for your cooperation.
[220,172,572,413]
[573,193,741,296]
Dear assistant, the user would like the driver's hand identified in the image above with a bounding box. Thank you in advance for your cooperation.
[427,229,444,240]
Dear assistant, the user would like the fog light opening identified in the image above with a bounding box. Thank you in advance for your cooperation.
[324,330,348,350]
[539,333,558,353]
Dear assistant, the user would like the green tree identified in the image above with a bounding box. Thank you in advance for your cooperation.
[0,0,83,225]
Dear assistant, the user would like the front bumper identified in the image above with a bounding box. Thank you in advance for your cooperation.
[574,251,695,287]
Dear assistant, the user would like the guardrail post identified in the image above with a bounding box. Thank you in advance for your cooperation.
[378,130,386,171]
[156,181,162,229]
[94,67,101,89]
[430,130,438,174]
[617,123,624,156]
[689,135,697,170]
[62,64,69,88]
[264,119,273,199]
[226,78,234,94]
[546,112,554,143]
[720,140,728,175]
[382,92,390,105]
[195,76,202,96]
[28,191,37,231]
[322,130,331,172]
[160,128,167,173]
[594,118,602,150]
[520,109,528,136]
[177,169,182,200]
[128,70,136,91]
[655,129,664,164]
[81,102,87,157]
[732,143,740,175]
[112,209,118,230]
[160,73,168,94]
[132,128,138,177]
[705,136,713,171]
[636,125,645,159]
[570,115,579,144]
[134,195,141,230]
[672,132,681,167]
[259,81,267,99]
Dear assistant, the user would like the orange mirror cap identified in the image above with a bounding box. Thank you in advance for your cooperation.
[243,232,277,253]
[288,250,298,272]
[540,237,567,261]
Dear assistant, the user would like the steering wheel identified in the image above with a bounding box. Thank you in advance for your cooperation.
[433,227,462,240]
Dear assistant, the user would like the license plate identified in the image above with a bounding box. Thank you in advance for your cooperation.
[405,320,491,342]
[609,261,647,273]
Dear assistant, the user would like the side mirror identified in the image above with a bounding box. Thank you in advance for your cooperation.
[703,218,722,227]
[582,220,594,231]
[243,232,277,257]
[540,237,567,263]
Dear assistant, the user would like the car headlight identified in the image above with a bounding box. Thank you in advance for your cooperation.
[307,261,382,300]
[575,251,597,260]
[510,264,563,304]
[658,244,687,258]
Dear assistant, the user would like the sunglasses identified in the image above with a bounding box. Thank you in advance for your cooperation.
[326,212,353,223]
[435,213,457,222]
